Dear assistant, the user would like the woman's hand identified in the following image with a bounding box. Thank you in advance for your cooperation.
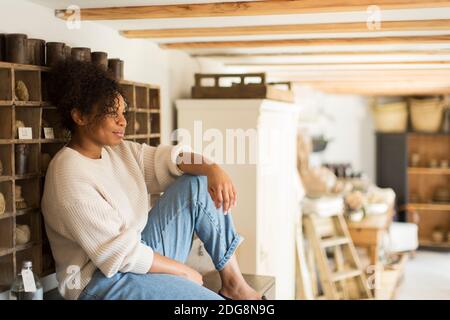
[149,253,203,286]
[206,164,237,214]
[179,265,204,286]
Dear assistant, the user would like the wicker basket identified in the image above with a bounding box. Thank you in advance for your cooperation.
[372,101,408,133]
[409,97,445,133]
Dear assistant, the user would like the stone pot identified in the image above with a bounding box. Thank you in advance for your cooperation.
[5,33,28,64]
[71,47,91,62]
[46,42,66,67]
[27,38,46,66]
[91,51,108,71]
[108,58,124,80]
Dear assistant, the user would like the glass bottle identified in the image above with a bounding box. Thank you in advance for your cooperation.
[9,261,43,300]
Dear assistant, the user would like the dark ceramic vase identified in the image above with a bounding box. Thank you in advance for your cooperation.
[27,39,45,66]
[71,47,91,62]
[91,51,108,71]
[46,42,66,67]
[5,33,28,64]
[108,58,124,80]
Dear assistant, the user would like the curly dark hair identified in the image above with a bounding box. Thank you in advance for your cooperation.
[47,59,126,134]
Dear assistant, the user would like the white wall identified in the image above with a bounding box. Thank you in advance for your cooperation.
[0,0,209,142]
[294,85,376,182]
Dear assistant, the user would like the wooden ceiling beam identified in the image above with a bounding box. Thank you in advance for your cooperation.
[159,35,450,49]
[121,19,450,39]
[55,0,450,21]
[293,81,450,95]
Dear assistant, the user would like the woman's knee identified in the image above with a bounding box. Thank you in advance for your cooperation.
[176,174,207,197]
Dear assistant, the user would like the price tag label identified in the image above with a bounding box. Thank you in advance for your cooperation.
[43,127,54,139]
[21,269,37,293]
[18,127,32,140]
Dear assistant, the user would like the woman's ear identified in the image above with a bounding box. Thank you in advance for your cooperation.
[70,108,87,126]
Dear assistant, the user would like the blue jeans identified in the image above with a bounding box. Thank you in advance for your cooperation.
[78,175,241,300]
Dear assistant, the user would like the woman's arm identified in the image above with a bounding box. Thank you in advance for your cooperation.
[176,152,237,213]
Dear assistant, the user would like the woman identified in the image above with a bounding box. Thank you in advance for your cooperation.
[41,60,262,300]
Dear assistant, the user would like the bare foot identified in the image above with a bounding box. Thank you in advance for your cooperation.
[219,282,263,300]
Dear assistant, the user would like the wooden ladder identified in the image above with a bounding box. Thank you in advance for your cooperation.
[303,213,373,300]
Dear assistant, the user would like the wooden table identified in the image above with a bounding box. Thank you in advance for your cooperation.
[347,207,394,267]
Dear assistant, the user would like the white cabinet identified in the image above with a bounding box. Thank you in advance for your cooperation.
[176,99,302,299]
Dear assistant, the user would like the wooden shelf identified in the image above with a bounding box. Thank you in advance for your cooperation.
[419,239,450,249]
[0,176,13,182]
[407,203,450,211]
[0,247,14,257]
[13,139,40,144]
[408,167,450,175]
[15,207,40,217]
[0,55,162,286]
[0,212,14,220]
[14,173,41,180]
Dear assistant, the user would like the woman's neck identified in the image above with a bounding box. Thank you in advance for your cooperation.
[67,132,103,159]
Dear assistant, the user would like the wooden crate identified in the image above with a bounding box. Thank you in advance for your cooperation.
[191,73,294,103]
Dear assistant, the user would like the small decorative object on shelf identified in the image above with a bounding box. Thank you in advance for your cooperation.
[15,144,30,175]
[135,120,140,133]
[14,120,25,139]
[9,261,43,300]
[0,192,5,215]
[41,153,51,172]
[16,224,31,245]
[440,160,449,169]
[15,80,29,101]
[5,33,28,64]
[443,106,450,133]
[15,185,28,209]
[431,227,445,243]
[410,153,421,167]
[433,187,450,203]
[429,159,438,168]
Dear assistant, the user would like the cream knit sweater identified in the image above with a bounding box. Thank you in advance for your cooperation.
[41,141,188,300]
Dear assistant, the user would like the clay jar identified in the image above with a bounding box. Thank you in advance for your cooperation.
[71,47,91,62]
[27,39,45,66]
[91,51,108,71]
[0,34,5,61]
[5,33,28,64]
[46,42,66,67]
[108,58,124,80]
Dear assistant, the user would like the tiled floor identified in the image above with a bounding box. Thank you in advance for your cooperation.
[396,250,450,300]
